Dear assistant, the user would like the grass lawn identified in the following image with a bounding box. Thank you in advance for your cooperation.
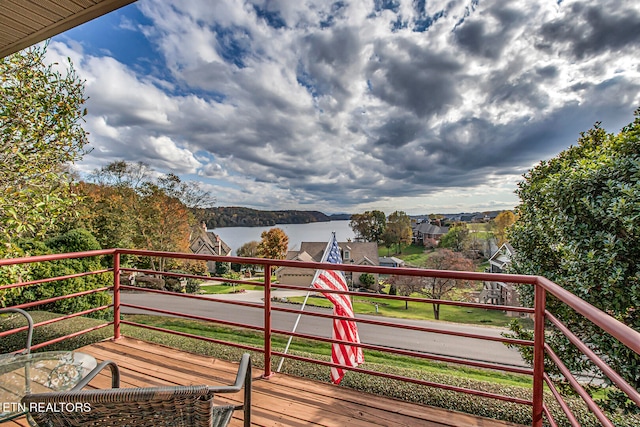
[123,314,533,389]
[287,294,525,327]
[398,249,437,266]
[200,283,265,294]
[467,223,492,232]
[378,243,424,257]
[477,259,490,272]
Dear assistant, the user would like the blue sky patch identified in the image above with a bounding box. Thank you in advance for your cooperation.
[56,4,164,78]
[253,5,287,29]
[215,26,251,69]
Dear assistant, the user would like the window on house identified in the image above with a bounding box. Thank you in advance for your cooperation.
[344,250,350,260]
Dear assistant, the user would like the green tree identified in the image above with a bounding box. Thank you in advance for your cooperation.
[439,224,469,252]
[237,241,260,258]
[508,112,640,412]
[358,273,377,290]
[382,211,413,254]
[349,210,386,243]
[1,44,88,242]
[236,240,260,273]
[382,231,395,256]
[215,261,230,276]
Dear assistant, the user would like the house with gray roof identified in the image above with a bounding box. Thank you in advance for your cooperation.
[276,241,379,288]
[412,222,449,246]
[189,222,232,274]
[379,256,405,268]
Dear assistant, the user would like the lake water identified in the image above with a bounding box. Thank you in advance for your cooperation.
[211,220,355,254]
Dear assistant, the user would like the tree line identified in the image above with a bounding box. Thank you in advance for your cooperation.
[349,210,413,253]
[349,208,516,255]
[199,207,331,228]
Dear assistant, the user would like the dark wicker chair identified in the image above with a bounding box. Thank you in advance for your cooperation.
[0,307,34,356]
[22,353,252,427]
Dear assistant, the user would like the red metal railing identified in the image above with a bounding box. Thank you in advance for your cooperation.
[1,248,639,426]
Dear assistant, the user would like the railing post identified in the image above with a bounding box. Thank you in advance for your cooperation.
[263,264,272,378]
[113,251,121,340]
[532,281,546,427]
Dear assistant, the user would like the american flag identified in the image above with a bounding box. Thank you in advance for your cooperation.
[311,234,364,384]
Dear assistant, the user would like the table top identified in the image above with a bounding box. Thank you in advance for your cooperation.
[0,351,97,422]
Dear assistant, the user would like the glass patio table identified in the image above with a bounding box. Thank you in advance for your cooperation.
[0,351,97,422]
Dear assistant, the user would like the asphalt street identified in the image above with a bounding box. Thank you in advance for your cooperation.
[121,290,527,368]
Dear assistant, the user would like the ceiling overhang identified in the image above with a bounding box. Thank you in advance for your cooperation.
[0,0,137,59]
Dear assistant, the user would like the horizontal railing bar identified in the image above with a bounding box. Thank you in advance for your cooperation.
[546,311,640,406]
[119,285,264,309]
[30,322,113,351]
[120,320,262,354]
[122,268,213,282]
[0,269,112,292]
[271,326,533,375]
[115,248,539,284]
[537,276,640,356]
[274,350,533,406]
[544,373,580,427]
[272,304,533,347]
[0,249,115,266]
[544,343,614,427]
[30,305,112,327]
[122,268,257,287]
[120,303,264,332]
[9,287,111,310]
[275,282,535,313]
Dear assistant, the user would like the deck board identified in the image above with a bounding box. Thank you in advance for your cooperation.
[10,338,527,427]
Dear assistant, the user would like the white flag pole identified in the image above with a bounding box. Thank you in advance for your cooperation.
[276,233,336,373]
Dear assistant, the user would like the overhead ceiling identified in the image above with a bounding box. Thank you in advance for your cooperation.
[0,0,137,59]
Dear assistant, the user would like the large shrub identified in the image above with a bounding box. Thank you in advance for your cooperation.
[508,111,640,413]
[358,273,377,289]
[5,229,112,319]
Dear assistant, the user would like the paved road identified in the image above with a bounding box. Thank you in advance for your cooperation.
[121,291,527,368]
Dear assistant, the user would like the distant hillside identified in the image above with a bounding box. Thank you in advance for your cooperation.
[197,207,338,228]
[328,213,352,220]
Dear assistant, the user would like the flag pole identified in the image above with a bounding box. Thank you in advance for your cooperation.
[276,233,335,373]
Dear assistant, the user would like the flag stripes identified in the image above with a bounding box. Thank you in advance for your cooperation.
[312,235,364,384]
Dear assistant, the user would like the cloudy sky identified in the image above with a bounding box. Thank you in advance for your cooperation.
[48,0,640,215]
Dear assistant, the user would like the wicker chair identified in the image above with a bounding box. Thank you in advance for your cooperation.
[0,307,34,356]
[22,353,252,427]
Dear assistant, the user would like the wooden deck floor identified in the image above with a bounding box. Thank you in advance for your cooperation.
[8,337,526,427]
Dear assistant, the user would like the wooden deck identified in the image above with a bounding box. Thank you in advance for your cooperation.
[8,337,526,427]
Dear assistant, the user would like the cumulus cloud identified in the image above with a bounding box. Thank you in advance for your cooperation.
[55,0,640,214]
